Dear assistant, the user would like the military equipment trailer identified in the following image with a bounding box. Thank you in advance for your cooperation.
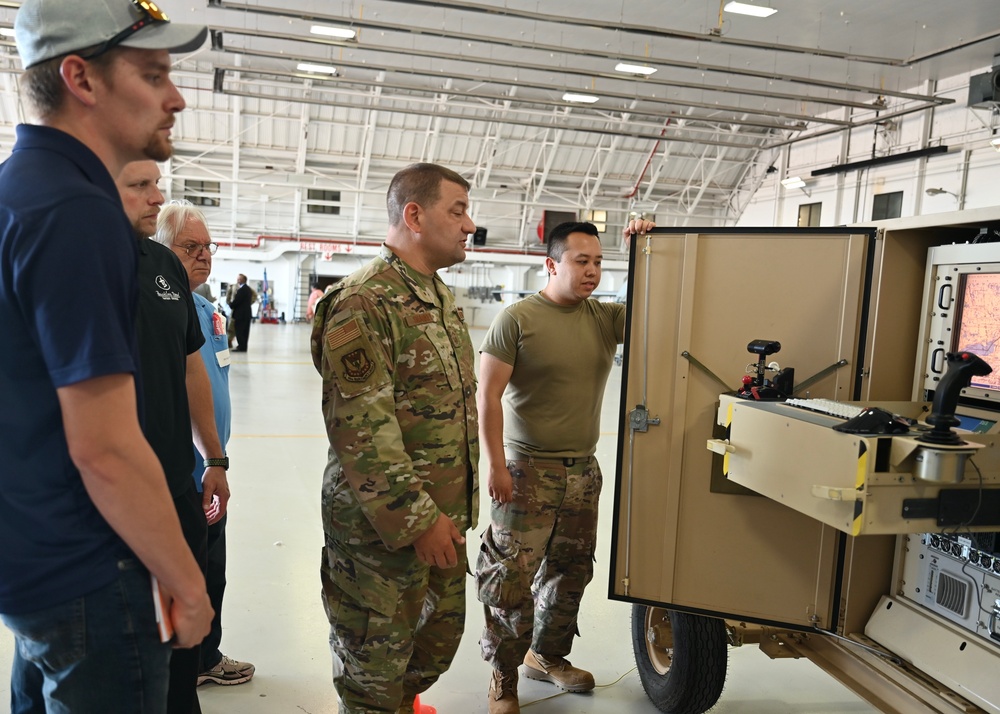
[612,213,1000,714]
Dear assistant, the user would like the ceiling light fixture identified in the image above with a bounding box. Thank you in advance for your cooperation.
[297,62,338,75]
[310,25,357,40]
[724,1,778,18]
[615,62,657,76]
[991,136,1000,152]
[562,92,600,104]
[0,27,13,38]
[781,176,806,189]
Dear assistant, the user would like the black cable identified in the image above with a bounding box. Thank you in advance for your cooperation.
[946,458,995,619]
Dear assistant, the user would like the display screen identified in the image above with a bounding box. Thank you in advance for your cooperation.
[955,272,1000,392]
[954,413,997,433]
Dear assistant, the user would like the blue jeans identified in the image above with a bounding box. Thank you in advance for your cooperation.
[2,558,171,714]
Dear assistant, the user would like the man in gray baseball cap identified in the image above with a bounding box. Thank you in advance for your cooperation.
[15,0,206,69]
[0,1,211,713]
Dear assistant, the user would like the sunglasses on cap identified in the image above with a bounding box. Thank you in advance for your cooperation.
[77,0,170,60]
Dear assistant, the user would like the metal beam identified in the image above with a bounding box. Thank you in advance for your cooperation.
[353,75,383,240]
[210,0,906,67]
[208,0,942,104]
[214,27,900,112]
[213,45,845,127]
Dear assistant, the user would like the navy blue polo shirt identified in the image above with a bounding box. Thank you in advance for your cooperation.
[0,125,138,614]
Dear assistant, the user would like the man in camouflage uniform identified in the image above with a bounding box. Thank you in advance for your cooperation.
[311,163,479,714]
[476,219,653,714]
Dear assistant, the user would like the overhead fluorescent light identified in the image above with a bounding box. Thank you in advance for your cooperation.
[310,25,357,40]
[781,176,806,189]
[615,62,657,76]
[297,63,338,75]
[0,28,14,38]
[562,92,600,104]
[991,136,1000,152]
[724,1,777,18]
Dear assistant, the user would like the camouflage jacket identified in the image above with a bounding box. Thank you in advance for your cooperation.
[311,245,479,550]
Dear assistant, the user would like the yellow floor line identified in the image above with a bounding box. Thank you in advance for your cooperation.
[230,434,327,439]
[232,359,315,365]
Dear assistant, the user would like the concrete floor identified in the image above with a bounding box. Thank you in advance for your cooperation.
[0,322,878,713]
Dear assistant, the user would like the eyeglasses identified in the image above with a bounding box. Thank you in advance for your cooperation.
[174,242,218,257]
[78,0,171,60]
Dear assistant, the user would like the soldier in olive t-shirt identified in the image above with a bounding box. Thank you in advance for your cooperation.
[481,293,621,457]
[475,219,653,714]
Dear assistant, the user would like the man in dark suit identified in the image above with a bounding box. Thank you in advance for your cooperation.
[227,274,254,352]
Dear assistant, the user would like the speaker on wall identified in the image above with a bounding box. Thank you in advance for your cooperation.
[472,227,488,246]
[968,69,1000,108]
[539,210,578,243]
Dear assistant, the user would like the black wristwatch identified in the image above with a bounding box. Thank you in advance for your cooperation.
[204,457,229,470]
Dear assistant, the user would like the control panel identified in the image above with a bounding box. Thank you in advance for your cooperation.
[901,531,1000,646]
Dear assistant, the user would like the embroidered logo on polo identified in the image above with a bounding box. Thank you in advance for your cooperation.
[154,275,181,301]
[341,349,375,382]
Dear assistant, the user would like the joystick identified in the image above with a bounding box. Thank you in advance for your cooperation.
[736,339,792,401]
[919,351,993,445]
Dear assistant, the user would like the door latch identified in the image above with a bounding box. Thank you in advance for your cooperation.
[629,404,661,433]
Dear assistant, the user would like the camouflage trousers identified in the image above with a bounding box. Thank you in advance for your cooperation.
[320,538,468,714]
[477,455,603,671]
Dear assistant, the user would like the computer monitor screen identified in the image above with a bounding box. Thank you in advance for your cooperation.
[919,245,1000,405]
[954,272,1000,393]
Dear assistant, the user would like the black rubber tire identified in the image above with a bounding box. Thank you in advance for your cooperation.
[631,604,728,714]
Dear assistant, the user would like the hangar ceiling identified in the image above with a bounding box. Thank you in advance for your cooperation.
[0,0,998,243]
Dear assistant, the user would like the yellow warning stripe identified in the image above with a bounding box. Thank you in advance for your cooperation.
[851,446,868,535]
[723,402,734,475]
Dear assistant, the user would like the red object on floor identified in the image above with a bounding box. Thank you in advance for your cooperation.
[414,694,437,714]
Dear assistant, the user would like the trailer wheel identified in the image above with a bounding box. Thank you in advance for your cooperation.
[631,604,728,714]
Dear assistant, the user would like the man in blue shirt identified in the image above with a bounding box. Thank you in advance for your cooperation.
[154,199,256,688]
[0,1,212,712]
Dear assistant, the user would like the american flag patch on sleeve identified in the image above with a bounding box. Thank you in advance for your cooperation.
[327,318,362,351]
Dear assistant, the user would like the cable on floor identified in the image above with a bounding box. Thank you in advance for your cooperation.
[521,666,638,708]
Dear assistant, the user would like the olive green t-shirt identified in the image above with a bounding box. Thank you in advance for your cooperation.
[480,292,625,457]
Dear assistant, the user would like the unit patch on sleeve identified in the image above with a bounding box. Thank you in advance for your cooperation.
[340,347,375,382]
[324,315,390,398]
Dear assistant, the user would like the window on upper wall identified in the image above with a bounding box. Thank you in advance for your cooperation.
[183,180,221,207]
[798,202,822,227]
[584,209,607,233]
[307,189,341,215]
[872,191,903,220]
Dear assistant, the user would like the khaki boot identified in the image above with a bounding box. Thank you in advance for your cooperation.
[522,649,595,693]
[487,668,520,714]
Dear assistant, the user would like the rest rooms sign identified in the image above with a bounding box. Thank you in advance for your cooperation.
[300,241,357,254]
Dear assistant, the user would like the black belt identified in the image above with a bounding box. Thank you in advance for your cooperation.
[505,450,594,467]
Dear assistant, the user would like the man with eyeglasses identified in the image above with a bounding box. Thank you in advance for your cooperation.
[0,0,212,712]
[153,200,257,689]
[116,160,231,714]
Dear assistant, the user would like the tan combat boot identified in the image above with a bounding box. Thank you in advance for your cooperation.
[487,668,520,714]
[522,649,595,693]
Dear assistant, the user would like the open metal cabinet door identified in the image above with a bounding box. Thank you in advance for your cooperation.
[610,227,880,630]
